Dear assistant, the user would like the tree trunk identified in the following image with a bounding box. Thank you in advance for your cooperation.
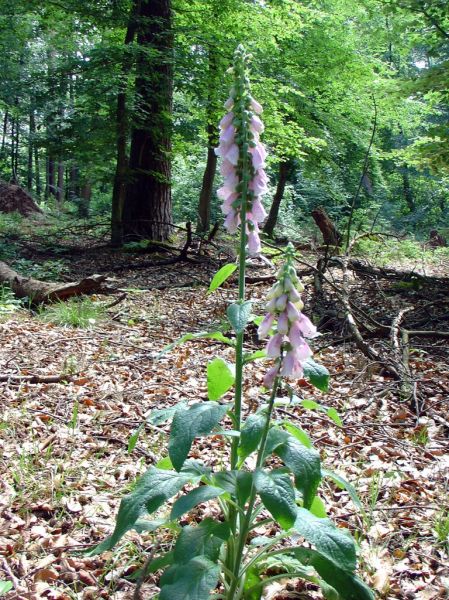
[111,0,140,247]
[122,0,173,242]
[402,167,414,212]
[1,110,8,155]
[56,161,64,206]
[197,124,217,233]
[311,207,342,247]
[47,156,56,198]
[264,160,289,238]
[197,44,220,234]
[80,182,91,217]
[27,112,34,191]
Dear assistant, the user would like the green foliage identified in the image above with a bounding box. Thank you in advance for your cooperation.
[0,284,22,316]
[207,358,235,401]
[39,297,105,328]
[0,582,13,596]
[168,402,229,470]
[302,358,330,392]
[227,301,253,334]
[208,263,237,293]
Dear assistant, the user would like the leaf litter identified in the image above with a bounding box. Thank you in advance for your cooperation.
[0,250,448,600]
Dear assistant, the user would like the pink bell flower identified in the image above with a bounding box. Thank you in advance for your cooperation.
[225,144,239,166]
[277,312,289,335]
[250,97,263,114]
[286,301,301,321]
[297,314,318,339]
[257,313,275,339]
[251,198,267,222]
[220,111,234,129]
[247,228,262,255]
[267,333,283,358]
[263,364,279,389]
[250,114,264,133]
[280,350,304,378]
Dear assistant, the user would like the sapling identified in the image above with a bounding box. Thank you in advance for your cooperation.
[89,45,373,600]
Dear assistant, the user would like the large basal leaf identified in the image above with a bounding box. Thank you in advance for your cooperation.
[254,469,297,530]
[292,547,374,600]
[292,508,357,573]
[207,358,235,401]
[174,518,230,565]
[159,556,221,600]
[169,402,229,471]
[170,485,225,520]
[238,414,266,463]
[275,436,321,509]
[227,301,252,334]
[302,358,330,392]
[87,468,195,555]
[208,263,237,293]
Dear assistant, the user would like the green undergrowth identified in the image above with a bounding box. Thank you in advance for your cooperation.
[352,236,449,267]
[39,296,107,328]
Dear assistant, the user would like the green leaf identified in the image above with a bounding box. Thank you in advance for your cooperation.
[282,422,312,448]
[327,407,343,427]
[263,427,289,458]
[170,485,225,521]
[291,547,374,600]
[156,456,173,470]
[157,331,234,358]
[0,582,13,596]
[322,469,365,514]
[169,402,229,471]
[212,470,253,506]
[309,495,327,518]
[303,358,330,392]
[227,301,252,334]
[300,399,319,410]
[275,436,321,509]
[128,550,175,580]
[254,469,297,530]
[243,349,267,364]
[159,556,221,600]
[238,414,266,462]
[174,518,230,564]
[292,508,357,572]
[208,263,237,293]
[134,518,167,533]
[87,468,196,555]
[128,422,145,453]
[243,566,263,600]
[146,405,180,426]
[207,358,235,401]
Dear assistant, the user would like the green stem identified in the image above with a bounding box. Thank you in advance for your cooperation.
[226,377,280,600]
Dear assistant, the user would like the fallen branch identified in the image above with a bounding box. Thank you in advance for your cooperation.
[0,260,110,303]
[0,373,73,384]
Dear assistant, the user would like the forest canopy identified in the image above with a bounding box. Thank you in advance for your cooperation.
[0,0,448,242]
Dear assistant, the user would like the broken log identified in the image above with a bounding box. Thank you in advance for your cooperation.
[0,260,109,303]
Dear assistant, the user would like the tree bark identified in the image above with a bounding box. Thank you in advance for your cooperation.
[1,110,8,155]
[111,0,140,247]
[56,161,64,206]
[27,112,33,191]
[122,0,173,242]
[264,160,289,238]
[311,207,342,247]
[197,124,217,233]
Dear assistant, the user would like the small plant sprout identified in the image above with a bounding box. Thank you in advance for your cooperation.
[88,46,373,600]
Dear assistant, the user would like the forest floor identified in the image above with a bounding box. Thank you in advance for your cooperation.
[0,222,448,600]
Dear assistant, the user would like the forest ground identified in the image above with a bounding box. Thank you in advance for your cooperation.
[0,222,448,600]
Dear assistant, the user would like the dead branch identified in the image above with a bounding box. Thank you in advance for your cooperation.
[0,260,111,303]
[0,373,74,384]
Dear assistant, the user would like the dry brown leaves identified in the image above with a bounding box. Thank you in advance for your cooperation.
[0,253,448,600]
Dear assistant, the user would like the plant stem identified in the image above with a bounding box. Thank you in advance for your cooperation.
[227,377,280,600]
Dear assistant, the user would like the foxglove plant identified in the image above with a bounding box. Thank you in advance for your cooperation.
[88,46,373,600]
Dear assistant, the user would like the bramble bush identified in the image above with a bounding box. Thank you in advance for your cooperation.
[88,46,372,600]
